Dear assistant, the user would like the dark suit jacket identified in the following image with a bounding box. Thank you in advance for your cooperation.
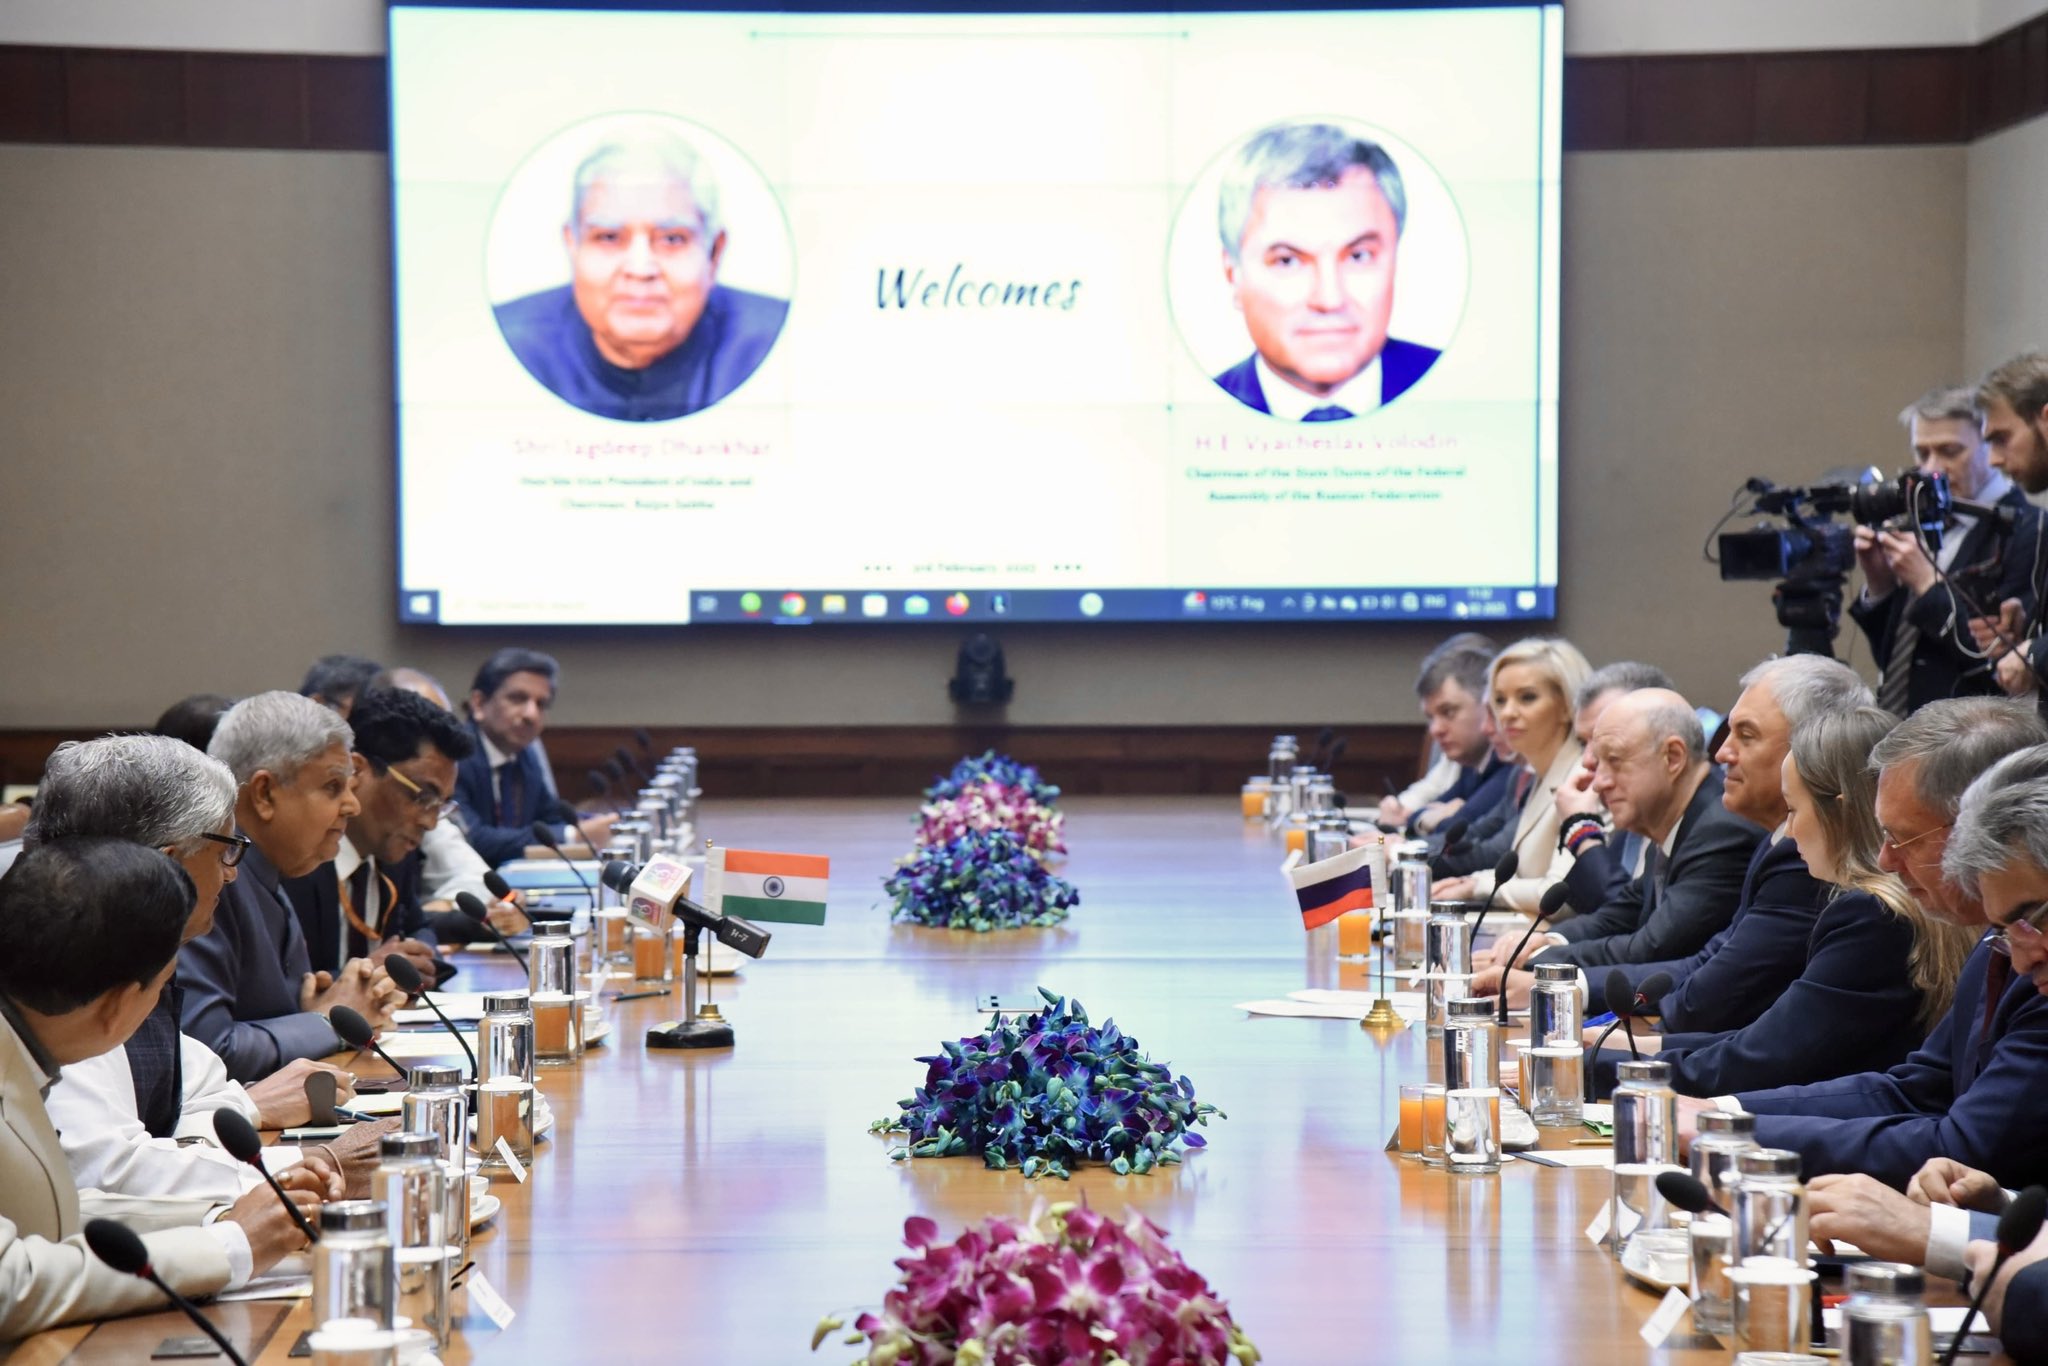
[1211,337,1442,416]
[1431,764,1526,877]
[178,841,343,1082]
[281,849,437,974]
[1737,935,2048,1187]
[1407,752,1506,836]
[453,723,581,867]
[1850,487,2036,711]
[1590,889,1924,1098]
[494,282,788,423]
[1611,835,1834,1033]
[1532,771,1763,969]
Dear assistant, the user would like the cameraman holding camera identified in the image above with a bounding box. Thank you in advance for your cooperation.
[1851,385,2034,714]
[1966,354,2048,709]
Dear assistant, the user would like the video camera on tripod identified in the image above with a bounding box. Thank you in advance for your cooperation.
[1711,467,2018,657]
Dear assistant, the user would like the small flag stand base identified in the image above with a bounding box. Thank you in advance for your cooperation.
[1360,998,1405,1030]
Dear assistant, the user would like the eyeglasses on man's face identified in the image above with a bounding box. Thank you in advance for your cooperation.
[197,830,252,869]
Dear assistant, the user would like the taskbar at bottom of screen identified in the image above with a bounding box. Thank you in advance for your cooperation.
[680,586,1558,625]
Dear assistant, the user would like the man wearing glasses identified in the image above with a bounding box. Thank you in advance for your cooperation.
[282,688,473,986]
[1675,696,2048,1191]
[183,693,403,1082]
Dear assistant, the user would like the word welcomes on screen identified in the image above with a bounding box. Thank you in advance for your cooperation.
[877,265,1084,311]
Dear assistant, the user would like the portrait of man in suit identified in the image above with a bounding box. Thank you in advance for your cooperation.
[493,121,789,423]
[1210,121,1442,421]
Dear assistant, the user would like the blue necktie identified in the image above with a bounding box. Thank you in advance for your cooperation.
[1303,406,1353,423]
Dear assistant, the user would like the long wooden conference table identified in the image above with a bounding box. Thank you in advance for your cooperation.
[15,797,1766,1362]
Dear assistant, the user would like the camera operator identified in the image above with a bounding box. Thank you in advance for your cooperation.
[1851,385,2033,715]
[1965,353,2048,709]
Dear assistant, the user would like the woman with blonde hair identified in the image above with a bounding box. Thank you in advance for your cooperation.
[1431,636,1591,914]
[1611,705,1972,1097]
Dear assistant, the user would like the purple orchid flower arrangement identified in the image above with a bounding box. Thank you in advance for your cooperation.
[924,751,1061,807]
[884,829,1080,932]
[915,777,1068,862]
[813,1203,1260,1365]
[870,989,1221,1180]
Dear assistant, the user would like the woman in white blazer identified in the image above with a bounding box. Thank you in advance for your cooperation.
[1432,636,1591,914]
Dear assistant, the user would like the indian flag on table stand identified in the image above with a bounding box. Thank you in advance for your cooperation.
[707,846,831,925]
[1285,839,1384,931]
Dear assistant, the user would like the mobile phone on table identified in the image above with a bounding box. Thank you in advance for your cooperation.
[279,1124,346,1142]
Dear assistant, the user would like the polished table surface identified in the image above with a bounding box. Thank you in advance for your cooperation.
[16,797,1745,1363]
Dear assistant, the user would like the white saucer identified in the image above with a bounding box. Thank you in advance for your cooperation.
[469,1193,501,1230]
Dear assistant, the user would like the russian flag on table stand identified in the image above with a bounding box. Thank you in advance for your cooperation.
[707,846,831,925]
[1286,841,1378,931]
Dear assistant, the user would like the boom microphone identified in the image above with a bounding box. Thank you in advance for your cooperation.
[456,891,528,971]
[379,956,478,1083]
[529,819,597,907]
[85,1218,251,1366]
[1940,1185,2048,1366]
[1498,881,1572,1023]
[211,1109,320,1243]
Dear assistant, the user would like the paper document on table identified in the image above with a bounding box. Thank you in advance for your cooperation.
[344,1090,406,1116]
[393,993,490,1024]
[216,1274,312,1301]
[1293,989,1427,1019]
[1513,1148,1615,1169]
[1235,991,1425,1021]
[377,1030,481,1059]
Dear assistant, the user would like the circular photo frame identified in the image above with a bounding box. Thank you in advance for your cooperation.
[1166,116,1469,422]
[485,110,795,423]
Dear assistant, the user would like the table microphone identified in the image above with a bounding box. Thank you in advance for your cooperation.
[1439,818,1470,850]
[211,1109,320,1243]
[380,956,478,1083]
[85,1219,251,1366]
[1467,850,1522,943]
[529,819,597,909]
[633,726,656,760]
[456,891,528,971]
[1655,1169,1728,1218]
[614,745,649,786]
[585,767,613,807]
[329,1005,410,1081]
[1497,882,1573,1024]
[1940,1184,2048,1366]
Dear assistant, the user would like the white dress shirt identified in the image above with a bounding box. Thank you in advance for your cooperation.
[1252,353,1383,421]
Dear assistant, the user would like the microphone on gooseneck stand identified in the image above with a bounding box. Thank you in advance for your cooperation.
[586,767,613,807]
[1312,727,1336,770]
[1655,1169,1728,1219]
[85,1219,251,1366]
[615,745,649,786]
[483,869,516,904]
[1498,882,1573,1024]
[380,955,478,1084]
[1467,850,1522,944]
[529,819,597,909]
[1940,1185,2048,1366]
[212,1109,320,1243]
[329,1005,411,1081]
[633,727,656,761]
[456,891,529,971]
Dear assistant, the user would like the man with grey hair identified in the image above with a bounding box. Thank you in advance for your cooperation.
[1210,121,1442,420]
[182,693,403,1082]
[493,121,788,421]
[20,735,350,1284]
[1675,696,2048,1192]
[1378,632,1504,833]
[1474,689,1763,996]
[1850,385,2033,714]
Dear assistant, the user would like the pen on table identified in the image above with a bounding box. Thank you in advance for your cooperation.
[609,988,669,1002]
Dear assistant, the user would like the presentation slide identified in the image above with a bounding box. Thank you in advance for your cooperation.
[389,1,1562,626]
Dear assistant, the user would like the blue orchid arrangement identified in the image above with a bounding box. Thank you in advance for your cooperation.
[884,829,1080,932]
[924,751,1061,806]
[871,988,1222,1180]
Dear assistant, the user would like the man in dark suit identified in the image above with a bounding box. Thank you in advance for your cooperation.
[1851,386,2037,714]
[181,693,403,1082]
[283,688,471,982]
[494,124,787,423]
[1473,692,1763,998]
[453,648,610,868]
[1210,121,1442,422]
[1677,698,2048,1189]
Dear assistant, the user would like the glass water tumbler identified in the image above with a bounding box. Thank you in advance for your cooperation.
[1526,962,1584,1127]
[1692,1109,1761,1201]
[313,1200,395,1332]
[1610,1059,1679,1261]
[632,922,674,987]
[400,1063,471,1267]
[1267,737,1298,784]
[528,923,584,1066]
[1441,998,1502,1174]
[1842,1262,1932,1366]
[476,991,535,1171]
[1733,1149,1808,1266]
[1690,1213,1736,1336]
[372,1132,456,1351]
[1423,907,1472,1036]
[1729,1257,1818,1356]
[1392,845,1433,968]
